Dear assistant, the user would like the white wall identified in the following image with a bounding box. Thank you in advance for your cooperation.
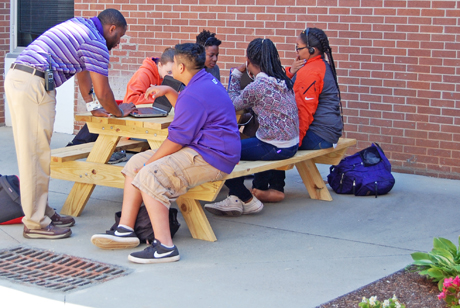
[4,55,75,134]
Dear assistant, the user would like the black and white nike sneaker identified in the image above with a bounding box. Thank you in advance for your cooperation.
[91,226,140,249]
[128,239,180,264]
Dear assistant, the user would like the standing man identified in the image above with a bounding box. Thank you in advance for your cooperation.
[5,8,136,239]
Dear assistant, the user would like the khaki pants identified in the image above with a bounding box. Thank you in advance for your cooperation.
[122,148,227,208]
[5,68,57,229]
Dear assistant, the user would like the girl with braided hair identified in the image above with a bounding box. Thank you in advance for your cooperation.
[204,38,299,216]
[196,29,222,81]
[253,28,343,203]
[289,27,342,150]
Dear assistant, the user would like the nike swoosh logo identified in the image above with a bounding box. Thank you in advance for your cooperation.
[154,250,174,258]
[305,97,314,100]
[114,230,132,236]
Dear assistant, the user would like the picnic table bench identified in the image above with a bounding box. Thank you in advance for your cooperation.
[177,137,356,242]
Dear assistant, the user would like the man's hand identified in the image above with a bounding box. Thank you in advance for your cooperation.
[91,108,111,117]
[119,103,137,117]
[290,56,306,75]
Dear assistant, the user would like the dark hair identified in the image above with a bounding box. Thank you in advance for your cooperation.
[300,28,341,102]
[196,29,222,47]
[160,47,175,65]
[174,43,206,71]
[246,38,293,91]
[98,8,127,28]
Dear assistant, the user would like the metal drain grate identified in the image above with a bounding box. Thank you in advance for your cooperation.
[0,246,131,292]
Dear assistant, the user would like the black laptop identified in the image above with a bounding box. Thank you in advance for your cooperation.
[130,75,185,118]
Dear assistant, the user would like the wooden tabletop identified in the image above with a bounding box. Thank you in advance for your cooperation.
[75,112,174,130]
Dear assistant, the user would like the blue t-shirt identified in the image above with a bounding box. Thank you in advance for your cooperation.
[167,69,241,174]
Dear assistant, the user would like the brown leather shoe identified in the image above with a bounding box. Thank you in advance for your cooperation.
[23,223,72,239]
[50,212,75,227]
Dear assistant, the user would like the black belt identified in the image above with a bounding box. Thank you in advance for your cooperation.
[10,63,45,78]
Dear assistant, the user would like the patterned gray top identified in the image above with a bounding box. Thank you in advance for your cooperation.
[228,70,299,148]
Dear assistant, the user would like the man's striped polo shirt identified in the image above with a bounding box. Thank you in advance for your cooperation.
[15,17,110,88]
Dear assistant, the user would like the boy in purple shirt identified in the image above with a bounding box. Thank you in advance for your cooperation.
[91,43,241,264]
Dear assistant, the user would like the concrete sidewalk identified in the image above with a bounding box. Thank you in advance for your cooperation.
[0,125,459,307]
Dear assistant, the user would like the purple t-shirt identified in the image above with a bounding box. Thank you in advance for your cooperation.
[15,17,109,87]
[167,69,241,174]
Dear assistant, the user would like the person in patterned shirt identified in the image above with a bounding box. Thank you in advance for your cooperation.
[205,38,299,217]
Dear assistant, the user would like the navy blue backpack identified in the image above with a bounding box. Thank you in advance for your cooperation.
[327,143,395,197]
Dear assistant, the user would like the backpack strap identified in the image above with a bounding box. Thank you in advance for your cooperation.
[0,175,21,205]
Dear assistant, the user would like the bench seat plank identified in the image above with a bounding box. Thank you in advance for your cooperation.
[51,138,149,163]
[224,138,356,180]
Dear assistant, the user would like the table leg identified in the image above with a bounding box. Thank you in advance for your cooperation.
[147,140,162,150]
[176,196,217,242]
[295,159,333,201]
[61,135,120,216]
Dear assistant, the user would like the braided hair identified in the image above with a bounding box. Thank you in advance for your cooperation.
[196,29,222,47]
[246,38,293,91]
[300,28,341,102]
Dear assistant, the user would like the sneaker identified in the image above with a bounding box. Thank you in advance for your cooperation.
[204,195,243,217]
[242,196,264,214]
[91,226,140,250]
[23,223,71,239]
[50,212,75,227]
[108,150,128,164]
[128,239,180,264]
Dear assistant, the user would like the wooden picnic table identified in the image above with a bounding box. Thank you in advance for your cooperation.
[50,112,356,243]
[50,112,173,217]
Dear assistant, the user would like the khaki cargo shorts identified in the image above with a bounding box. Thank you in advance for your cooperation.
[122,147,227,208]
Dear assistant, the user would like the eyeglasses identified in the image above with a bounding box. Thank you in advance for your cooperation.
[295,46,308,52]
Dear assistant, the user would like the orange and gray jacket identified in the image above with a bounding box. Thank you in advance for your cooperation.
[286,55,343,146]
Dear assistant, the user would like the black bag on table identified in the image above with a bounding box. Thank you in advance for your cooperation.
[0,174,24,224]
[110,206,180,244]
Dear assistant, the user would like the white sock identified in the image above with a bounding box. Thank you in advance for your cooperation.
[161,243,174,249]
[118,224,134,232]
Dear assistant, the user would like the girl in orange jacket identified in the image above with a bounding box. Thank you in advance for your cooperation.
[123,47,175,105]
[287,27,343,150]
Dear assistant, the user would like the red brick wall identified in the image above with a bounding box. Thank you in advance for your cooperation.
[73,0,460,179]
[0,0,9,126]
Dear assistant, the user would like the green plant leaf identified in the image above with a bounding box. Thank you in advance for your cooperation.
[431,248,455,263]
[427,268,446,279]
[418,269,430,276]
[438,279,444,290]
[434,237,457,254]
[412,260,433,266]
[411,252,431,261]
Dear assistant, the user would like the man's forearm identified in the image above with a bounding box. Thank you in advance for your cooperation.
[97,91,122,117]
